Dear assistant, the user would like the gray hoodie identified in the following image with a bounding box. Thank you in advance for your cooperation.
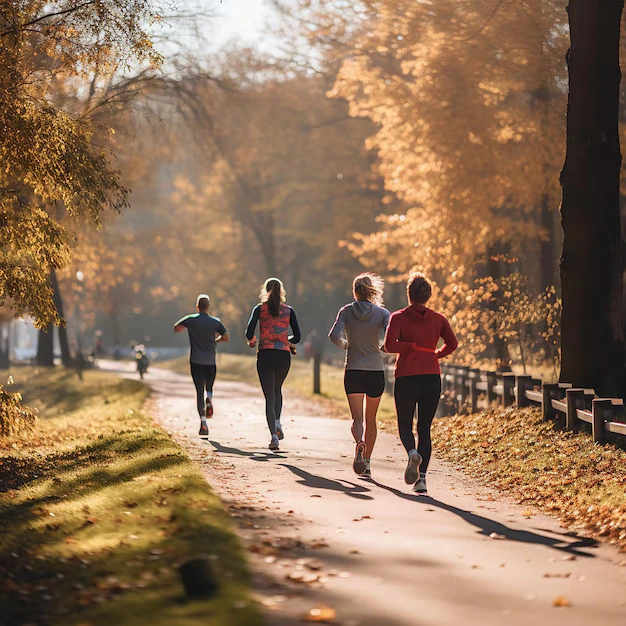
[328,301,390,371]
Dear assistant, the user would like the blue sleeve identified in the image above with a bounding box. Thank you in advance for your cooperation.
[289,308,301,344]
[329,307,348,350]
[246,305,261,341]
[217,320,227,335]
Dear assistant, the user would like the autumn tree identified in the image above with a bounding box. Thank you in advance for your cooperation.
[559,1,625,396]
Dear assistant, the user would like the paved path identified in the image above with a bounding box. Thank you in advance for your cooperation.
[102,361,626,626]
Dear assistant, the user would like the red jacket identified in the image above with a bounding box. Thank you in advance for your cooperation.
[384,304,458,377]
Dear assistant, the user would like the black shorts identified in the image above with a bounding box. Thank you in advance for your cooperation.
[344,370,385,398]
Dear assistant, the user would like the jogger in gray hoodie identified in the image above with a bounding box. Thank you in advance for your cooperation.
[329,273,390,477]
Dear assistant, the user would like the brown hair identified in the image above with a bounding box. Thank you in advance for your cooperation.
[196,294,210,312]
[407,272,432,304]
[260,277,286,317]
[353,273,384,306]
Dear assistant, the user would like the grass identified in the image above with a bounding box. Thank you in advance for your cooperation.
[433,406,626,551]
[161,352,398,423]
[0,366,260,626]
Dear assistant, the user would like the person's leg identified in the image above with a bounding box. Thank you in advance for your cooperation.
[190,364,205,418]
[347,394,365,442]
[364,394,382,459]
[394,376,418,453]
[204,365,217,417]
[415,374,442,474]
[257,351,277,435]
[273,351,291,421]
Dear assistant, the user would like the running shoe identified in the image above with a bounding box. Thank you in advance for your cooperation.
[361,458,371,478]
[276,420,284,440]
[269,434,280,450]
[199,422,209,436]
[404,449,422,485]
[412,476,428,494]
[205,397,214,418]
[353,441,366,475]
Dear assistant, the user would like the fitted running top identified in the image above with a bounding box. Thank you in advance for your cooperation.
[384,304,457,377]
[175,312,227,365]
[246,303,301,351]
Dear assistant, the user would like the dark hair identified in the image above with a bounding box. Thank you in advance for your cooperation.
[407,272,432,304]
[197,297,210,312]
[260,277,286,318]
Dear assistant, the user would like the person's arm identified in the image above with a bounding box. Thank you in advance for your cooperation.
[246,306,261,345]
[328,309,348,350]
[289,307,301,344]
[174,315,190,333]
[378,309,390,351]
[216,321,230,343]
[436,317,458,359]
[383,314,414,355]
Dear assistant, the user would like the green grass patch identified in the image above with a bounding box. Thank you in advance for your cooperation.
[433,406,626,550]
[160,353,398,423]
[0,367,260,626]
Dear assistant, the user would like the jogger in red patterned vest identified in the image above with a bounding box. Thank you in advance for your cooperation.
[246,278,301,450]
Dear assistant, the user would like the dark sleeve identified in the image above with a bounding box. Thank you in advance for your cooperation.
[245,305,261,341]
[217,320,227,335]
[174,314,192,328]
[436,316,458,359]
[289,308,301,344]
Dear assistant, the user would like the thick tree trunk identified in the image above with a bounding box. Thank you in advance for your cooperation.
[50,267,72,366]
[559,1,625,397]
[36,324,55,366]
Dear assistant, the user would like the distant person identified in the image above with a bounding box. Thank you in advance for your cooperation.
[246,278,301,450]
[329,273,389,478]
[384,273,457,494]
[174,294,230,436]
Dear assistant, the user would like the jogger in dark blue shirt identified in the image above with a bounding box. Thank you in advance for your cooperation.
[175,294,230,436]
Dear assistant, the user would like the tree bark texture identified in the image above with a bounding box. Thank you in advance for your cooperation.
[559,0,625,397]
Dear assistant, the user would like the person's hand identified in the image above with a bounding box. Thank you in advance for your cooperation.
[289,342,297,355]
[248,336,257,348]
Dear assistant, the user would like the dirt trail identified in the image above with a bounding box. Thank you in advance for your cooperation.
[102,361,626,626]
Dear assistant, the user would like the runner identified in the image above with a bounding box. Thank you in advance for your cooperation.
[246,278,301,450]
[329,273,389,478]
[174,294,230,436]
[384,273,458,494]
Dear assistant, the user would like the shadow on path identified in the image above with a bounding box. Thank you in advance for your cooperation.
[369,479,596,557]
[208,439,287,461]
[280,464,373,500]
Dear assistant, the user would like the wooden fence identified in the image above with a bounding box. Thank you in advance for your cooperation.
[439,364,625,445]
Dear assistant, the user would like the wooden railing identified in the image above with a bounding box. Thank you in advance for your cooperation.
[439,364,626,445]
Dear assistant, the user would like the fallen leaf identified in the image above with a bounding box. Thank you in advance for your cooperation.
[489,532,505,540]
[304,606,336,622]
[553,596,571,607]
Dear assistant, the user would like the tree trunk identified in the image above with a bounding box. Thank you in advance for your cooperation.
[36,324,55,366]
[559,0,625,397]
[50,267,72,366]
[539,193,558,291]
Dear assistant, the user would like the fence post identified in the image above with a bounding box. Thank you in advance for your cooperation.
[502,373,515,407]
[565,388,585,431]
[313,351,321,395]
[592,399,614,444]
[542,383,559,421]
[485,371,497,404]
[468,368,480,413]
[515,375,533,408]
[457,366,470,408]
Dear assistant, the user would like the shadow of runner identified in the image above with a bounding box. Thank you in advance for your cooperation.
[208,440,287,461]
[280,464,374,500]
[369,479,596,557]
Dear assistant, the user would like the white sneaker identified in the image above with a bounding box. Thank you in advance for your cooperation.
[412,475,428,494]
[362,458,371,478]
[276,420,284,440]
[404,450,422,484]
[269,434,280,450]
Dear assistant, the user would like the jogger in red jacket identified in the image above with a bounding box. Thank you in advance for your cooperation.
[384,273,458,494]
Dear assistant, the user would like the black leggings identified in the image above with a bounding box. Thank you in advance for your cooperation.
[394,374,442,473]
[257,349,291,435]
[190,363,217,417]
